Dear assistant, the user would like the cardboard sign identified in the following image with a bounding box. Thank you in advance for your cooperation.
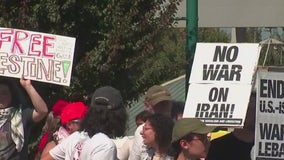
[254,70,284,159]
[0,27,76,86]
[184,43,261,127]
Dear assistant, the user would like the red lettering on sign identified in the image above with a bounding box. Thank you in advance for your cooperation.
[28,34,42,57]
[0,29,13,48]
[42,36,55,58]
[11,30,28,54]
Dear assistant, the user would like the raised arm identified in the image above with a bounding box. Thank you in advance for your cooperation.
[20,77,48,122]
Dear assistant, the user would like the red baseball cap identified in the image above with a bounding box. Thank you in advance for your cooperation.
[51,99,70,117]
[60,102,87,124]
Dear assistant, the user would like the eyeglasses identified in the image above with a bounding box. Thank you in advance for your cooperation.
[183,133,210,145]
[191,134,211,144]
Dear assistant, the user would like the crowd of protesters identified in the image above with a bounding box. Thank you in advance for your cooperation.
[0,76,256,160]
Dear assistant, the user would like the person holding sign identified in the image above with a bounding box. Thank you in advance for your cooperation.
[0,77,48,160]
[206,92,256,160]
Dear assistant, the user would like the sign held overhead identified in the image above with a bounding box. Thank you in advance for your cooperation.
[0,27,76,86]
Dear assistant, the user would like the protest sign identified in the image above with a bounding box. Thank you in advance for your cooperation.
[183,43,261,127]
[190,43,260,84]
[0,27,76,86]
[254,70,284,160]
[183,83,251,126]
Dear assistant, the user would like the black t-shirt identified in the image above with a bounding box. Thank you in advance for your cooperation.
[206,133,254,160]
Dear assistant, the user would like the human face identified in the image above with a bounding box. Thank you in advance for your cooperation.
[65,119,81,134]
[0,84,12,109]
[180,133,211,159]
[140,120,156,147]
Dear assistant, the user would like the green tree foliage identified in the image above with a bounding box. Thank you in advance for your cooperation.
[1,1,233,157]
[0,0,182,104]
[258,27,284,66]
[0,1,231,105]
[245,27,262,43]
[0,0,231,104]
[198,28,229,42]
[1,0,185,157]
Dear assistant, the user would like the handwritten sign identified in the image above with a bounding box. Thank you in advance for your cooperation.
[0,27,76,86]
[254,70,284,159]
[183,43,261,127]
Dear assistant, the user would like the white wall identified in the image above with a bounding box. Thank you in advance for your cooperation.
[175,0,284,28]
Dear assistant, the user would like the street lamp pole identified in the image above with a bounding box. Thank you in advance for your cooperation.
[185,0,198,98]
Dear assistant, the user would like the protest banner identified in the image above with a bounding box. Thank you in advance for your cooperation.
[0,27,76,86]
[183,43,261,127]
[254,70,284,160]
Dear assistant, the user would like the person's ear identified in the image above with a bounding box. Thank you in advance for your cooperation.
[179,139,189,149]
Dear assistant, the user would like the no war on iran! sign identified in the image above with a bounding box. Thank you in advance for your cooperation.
[0,27,76,86]
[183,43,261,127]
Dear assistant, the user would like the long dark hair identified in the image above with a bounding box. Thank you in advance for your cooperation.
[80,98,127,138]
[146,114,174,153]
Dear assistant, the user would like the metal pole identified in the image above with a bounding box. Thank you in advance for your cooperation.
[185,0,198,98]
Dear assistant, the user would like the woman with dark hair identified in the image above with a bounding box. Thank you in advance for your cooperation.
[80,86,128,159]
[0,77,48,160]
[81,86,127,138]
[41,86,127,160]
[140,114,174,160]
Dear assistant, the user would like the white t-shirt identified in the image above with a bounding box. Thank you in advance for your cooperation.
[49,131,89,160]
[113,136,134,160]
[80,133,117,160]
[128,123,147,160]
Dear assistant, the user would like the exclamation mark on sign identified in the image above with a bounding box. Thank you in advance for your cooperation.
[62,61,71,83]
[229,104,235,118]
